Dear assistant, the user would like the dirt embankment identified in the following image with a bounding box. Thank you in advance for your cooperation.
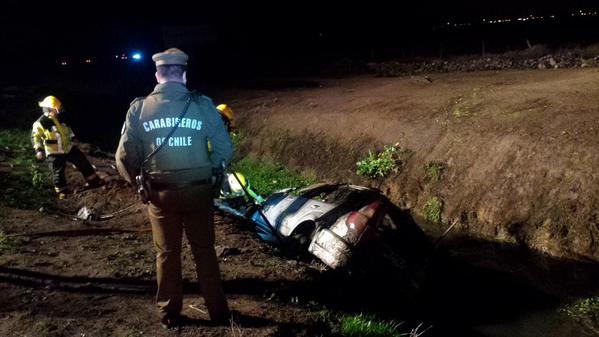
[230,68,599,263]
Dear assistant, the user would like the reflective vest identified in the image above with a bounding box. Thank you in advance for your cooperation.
[31,113,75,156]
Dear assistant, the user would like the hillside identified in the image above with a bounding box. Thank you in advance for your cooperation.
[232,68,599,262]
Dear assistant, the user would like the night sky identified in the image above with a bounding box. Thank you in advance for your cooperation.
[2,0,599,146]
[1,0,599,78]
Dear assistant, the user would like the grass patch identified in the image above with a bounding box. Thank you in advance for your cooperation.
[32,321,62,337]
[264,128,293,155]
[357,144,408,179]
[424,161,444,182]
[125,332,144,337]
[452,106,466,117]
[340,314,406,337]
[450,89,484,118]
[451,95,474,118]
[231,130,246,152]
[232,157,317,195]
[559,296,599,334]
[0,231,23,254]
[423,196,443,224]
[0,129,54,208]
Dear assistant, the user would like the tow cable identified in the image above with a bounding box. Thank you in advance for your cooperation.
[4,204,153,238]
[74,203,141,221]
[6,203,152,238]
[36,203,142,222]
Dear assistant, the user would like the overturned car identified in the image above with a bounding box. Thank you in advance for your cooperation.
[216,181,429,273]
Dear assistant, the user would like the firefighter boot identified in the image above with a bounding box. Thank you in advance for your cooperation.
[54,187,67,200]
[84,174,105,189]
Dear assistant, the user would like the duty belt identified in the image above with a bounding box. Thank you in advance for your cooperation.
[150,179,211,191]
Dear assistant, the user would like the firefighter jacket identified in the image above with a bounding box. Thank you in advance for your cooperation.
[116,82,233,185]
[31,113,75,156]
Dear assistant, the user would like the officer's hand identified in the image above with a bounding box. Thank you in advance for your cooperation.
[35,151,44,161]
[211,166,225,197]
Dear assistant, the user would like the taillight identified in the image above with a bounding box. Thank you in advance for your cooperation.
[346,211,369,231]
[358,200,381,218]
[346,200,382,233]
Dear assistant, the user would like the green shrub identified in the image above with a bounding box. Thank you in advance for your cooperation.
[0,129,31,150]
[356,144,403,179]
[423,196,443,224]
[30,163,45,189]
[231,130,244,148]
[424,161,444,182]
[0,231,23,254]
[559,296,599,333]
[0,129,53,208]
[32,321,61,337]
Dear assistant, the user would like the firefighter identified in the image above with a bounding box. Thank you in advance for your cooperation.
[116,48,233,329]
[31,95,104,199]
[207,104,235,153]
[216,104,235,133]
[220,172,265,205]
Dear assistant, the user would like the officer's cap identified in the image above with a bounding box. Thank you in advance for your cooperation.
[152,48,189,66]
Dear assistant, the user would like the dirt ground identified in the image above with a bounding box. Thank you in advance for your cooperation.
[3,68,599,337]
[0,164,333,337]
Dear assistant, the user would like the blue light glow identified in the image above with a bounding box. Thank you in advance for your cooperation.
[131,52,142,61]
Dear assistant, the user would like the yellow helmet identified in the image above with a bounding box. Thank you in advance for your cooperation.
[220,172,248,199]
[216,104,235,127]
[227,172,247,193]
[38,96,62,111]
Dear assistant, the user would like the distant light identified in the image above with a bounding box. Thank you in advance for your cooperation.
[60,61,67,66]
[131,52,142,62]
[85,59,92,64]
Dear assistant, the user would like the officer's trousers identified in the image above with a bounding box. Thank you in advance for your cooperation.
[147,184,230,322]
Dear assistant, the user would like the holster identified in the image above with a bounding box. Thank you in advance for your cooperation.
[211,166,225,197]
[135,172,153,204]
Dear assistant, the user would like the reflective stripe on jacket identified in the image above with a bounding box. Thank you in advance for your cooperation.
[31,114,75,156]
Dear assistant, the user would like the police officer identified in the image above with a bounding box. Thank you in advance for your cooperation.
[115,48,233,328]
[32,95,104,199]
